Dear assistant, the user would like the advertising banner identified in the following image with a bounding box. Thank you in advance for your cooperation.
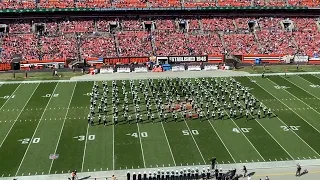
[168,56,207,63]
[104,57,149,65]
[0,63,11,71]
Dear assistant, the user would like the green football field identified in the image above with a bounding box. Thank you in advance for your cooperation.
[1,74,320,178]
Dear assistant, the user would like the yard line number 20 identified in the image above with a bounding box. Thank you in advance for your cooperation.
[18,138,40,144]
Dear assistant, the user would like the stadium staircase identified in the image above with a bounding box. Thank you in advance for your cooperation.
[114,34,120,57]
[252,31,263,54]
[198,18,204,33]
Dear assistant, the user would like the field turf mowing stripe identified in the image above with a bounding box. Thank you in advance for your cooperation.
[288,75,320,103]
[194,78,265,163]
[135,80,176,168]
[267,76,320,133]
[249,76,320,156]
[81,82,113,172]
[15,82,60,176]
[0,82,57,176]
[178,79,235,164]
[0,83,20,108]
[155,79,206,166]
[0,84,21,146]
[114,80,144,170]
[201,78,291,162]
[50,82,93,174]
[16,82,77,176]
[299,74,320,86]
[235,77,319,160]
[0,84,39,151]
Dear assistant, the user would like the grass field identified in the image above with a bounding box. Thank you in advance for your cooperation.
[1,74,320,178]
[235,64,320,74]
[0,71,83,81]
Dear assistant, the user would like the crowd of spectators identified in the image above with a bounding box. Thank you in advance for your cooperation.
[0,16,319,62]
[1,0,319,9]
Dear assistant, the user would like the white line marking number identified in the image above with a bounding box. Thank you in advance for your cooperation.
[182,130,199,135]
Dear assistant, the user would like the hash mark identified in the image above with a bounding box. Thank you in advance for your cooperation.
[62,171,63,174]
[55,171,57,174]
[28,173,31,175]
[42,172,44,175]
[269,159,271,161]
[35,172,37,175]
[22,173,24,176]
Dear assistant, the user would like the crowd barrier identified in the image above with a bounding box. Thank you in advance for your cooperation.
[172,65,185,72]
[204,65,218,71]
[134,67,148,73]
[117,67,131,73]
[100,67,114,74]
[188,65,201,71]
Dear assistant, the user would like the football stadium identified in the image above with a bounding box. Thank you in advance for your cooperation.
[1,1,320,180]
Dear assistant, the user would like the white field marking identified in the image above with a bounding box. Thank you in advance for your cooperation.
[207,119,236,163]
[15,83,59,176]
[294,75,320,101]
[267,78,320,134]
[234,86,294,160]
[113,120,115,170]
[48,82,77,174]
[248,77,320,157]
[160,122,176,166]
[311,74,320,80]
[162,79,206,164]
[182,113,207,164]
[145,80,176,166]
[0,83,21,112]
[198,79,265,162]
[0,83,39,150]
[81,111,91,170]
[136,122,146,168]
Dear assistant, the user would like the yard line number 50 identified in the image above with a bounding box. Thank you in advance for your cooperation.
[182,130,199,136]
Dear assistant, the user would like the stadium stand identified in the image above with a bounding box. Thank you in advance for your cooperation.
[0,0,320,9]
[0,17,320,62]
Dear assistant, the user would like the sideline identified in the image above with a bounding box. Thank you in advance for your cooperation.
[0,71,319,84]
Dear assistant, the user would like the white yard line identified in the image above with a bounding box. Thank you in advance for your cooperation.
[207,120,236,163]
[48,82,77,174]
[182,119,207,164]
[230,79,294,160]
[266,78,320,134]
[194,80,236,163]
[311,74,320,80]
[16,82,59,176]
[136,123,146,168]
[81,124,90,172]
[248,77,320,157]
[0,83,39,150]
[0,83,21,111]
[286,75,320,102]
[113,122,115,170]
[145,79,176,166]
[197,79,266,162]
[161,79,206,164]
[80,82,92,172]
[160,122,177,166]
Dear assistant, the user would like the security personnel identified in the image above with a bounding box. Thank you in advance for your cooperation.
[133,172,136,180]
[127,171,130,180]
[143,172,147,180]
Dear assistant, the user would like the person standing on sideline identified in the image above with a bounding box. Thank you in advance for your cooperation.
[296,164,301,176]
[242,166,247,177]
[265,176,270,180]
[127,171,130,180]
[211,157,216,169]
